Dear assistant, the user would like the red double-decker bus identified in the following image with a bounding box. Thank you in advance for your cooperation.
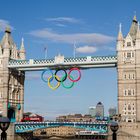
[21,113,44,122]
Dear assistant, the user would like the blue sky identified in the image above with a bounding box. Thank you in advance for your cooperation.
[0,0,140,119]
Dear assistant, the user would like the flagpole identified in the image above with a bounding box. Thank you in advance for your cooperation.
[44,47,47,59]
[73,42,76,58]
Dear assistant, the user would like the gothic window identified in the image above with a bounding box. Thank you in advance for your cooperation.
[10,49,12,57]
[129,74,131,79]
[134,119,136,122]
[127,42,131,47]
[132,74,135,79]
[128,90,131,95]
[133,107,135,110]
[128,105,131,110]
[124,74,127,79]
[127,52,131,58]
[124,52,126,58]
[17,93,20,100]
[133,89,135,95]
[124,90,127,96]
[132,52,134,57]
[17,52,20,58]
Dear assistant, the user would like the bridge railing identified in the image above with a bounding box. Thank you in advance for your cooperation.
[15,121,108,133]
[8,55,117,71]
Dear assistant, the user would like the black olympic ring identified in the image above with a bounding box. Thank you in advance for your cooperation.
[55,69,67,82]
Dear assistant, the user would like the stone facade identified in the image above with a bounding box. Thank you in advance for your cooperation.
[117,15,140,123]
[34,126,83,137]
[0,27,25,122]
[116,15,140,139]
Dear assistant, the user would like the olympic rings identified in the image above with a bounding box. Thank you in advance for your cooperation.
[68,68,81,82]
[55,69,67,82]
[48,75,61,90]
[41,69,53,83]
[61,75,75,89]
[41,67,81,90]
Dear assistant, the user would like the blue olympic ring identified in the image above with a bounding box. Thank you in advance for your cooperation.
[41,69,53,83]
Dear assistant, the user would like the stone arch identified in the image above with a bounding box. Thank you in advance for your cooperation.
[8,108,16,122]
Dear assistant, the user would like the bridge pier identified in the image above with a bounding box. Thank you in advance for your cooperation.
[7,123,15,140]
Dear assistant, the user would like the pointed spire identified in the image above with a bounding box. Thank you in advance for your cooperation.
[136,22,140,39]
[129,15,138,40]
[133,11,137,22]
[20,38,25,51]
[1,26,14,48]
[19,37,25,60]
[117,23,123,41]
[119,23,122,32]
[5,26,11,34]
[133,15,137,22]
[3,30,10,49]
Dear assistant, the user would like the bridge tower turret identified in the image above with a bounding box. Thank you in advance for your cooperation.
[117,15,140,122]
[0,27,25,122]
[19,38,26,60]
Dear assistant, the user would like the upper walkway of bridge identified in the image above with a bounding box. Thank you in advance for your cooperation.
[8,55,117,71]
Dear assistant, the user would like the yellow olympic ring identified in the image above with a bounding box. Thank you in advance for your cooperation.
[48,75,60,90]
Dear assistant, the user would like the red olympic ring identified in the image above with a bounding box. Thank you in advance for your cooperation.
[68,68,81,82]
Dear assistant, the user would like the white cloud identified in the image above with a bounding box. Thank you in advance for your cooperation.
[76,46,97,53]
[29,28,115,45]
[0,19,14,32]
[55,23,66,27]
[46,17,81,24]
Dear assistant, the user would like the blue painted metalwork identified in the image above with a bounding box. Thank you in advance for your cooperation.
[8,55,117,71]
[15,121,108,134]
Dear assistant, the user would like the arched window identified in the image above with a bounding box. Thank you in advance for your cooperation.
[132,74,135,79]
[125,90,127,95]
[127,42,131,47]
[128,104,131,110]
[129,74,131,79]
[128,90,131,95]
[127,52,131,58]
[17,93,20,100]
[124,74,127,79]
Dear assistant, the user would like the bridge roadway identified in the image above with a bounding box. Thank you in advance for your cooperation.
[8,55,117,71]
[15,121,108,134]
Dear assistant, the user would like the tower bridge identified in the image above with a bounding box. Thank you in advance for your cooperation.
[0,16,140,139]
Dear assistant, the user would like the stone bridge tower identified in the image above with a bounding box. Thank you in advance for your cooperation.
[0,27,25,122]
[117,15,140,123]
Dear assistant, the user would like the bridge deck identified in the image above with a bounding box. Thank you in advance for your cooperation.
[15,121,108,133]
[8,55,117,71]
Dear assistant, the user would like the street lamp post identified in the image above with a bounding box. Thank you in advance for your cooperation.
[110,121,119,140]
[0,117,10,140]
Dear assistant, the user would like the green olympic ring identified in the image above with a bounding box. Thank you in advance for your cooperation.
[61,75,75,89]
